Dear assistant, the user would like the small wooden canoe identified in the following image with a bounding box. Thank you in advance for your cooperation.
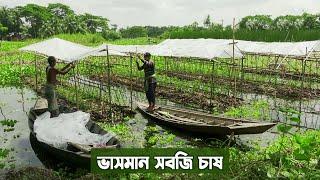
[28,98,120,169]
[137,102,276,136]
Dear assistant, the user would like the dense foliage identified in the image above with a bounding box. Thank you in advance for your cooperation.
[114,13,320,41]
[163,14,320,41]
[0,3,109,39]
[1,3,320,42]
[119,26,148,38]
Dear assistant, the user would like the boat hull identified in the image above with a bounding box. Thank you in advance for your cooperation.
[28,107,120,170]
[137,102,276,136]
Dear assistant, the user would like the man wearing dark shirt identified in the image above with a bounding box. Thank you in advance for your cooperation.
[45,56,75,117]
[136,52,157,112]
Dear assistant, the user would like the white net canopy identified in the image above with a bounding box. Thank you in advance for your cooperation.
[149,39,320,58]
[90,44,129,57]
[34,111,115,149]
[20,38,101,62]
[152,39,243,59]
[107,44,156,54]
[99,39,243,59]
[236,40,320,57]
[20,38,320,61]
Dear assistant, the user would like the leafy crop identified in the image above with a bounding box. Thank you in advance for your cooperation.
[0,119,17,127]
[224,100,270,120]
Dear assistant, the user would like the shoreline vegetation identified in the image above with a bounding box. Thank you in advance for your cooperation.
[1,4,320,43]
[0,2,319,180]
[0,33,319,180]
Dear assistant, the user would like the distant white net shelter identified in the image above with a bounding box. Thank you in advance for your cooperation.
[151,39,243,59]
[150,39,320,59]
[97,39,320,61]
[89,44,128,57]
[19,37,320,61]
[19,38,100,62]
[100,39,243,60]
[19,38,129,60]
[236,40,320,58]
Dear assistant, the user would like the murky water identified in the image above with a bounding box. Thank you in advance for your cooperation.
[73,76,320,129]
[105,84,282,148]
[0,84,318,169]
[0,87,43,169]
[240,93,320,129]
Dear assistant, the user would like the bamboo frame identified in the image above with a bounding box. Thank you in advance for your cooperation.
[106,46,112,120]
[130,54,133,111]
[34,54,38,92]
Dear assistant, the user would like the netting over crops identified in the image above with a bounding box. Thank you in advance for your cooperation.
[236,40,320,57]
[20,38,320,60]
[106,44,156,55]
[100,39,320,59]
[153,39,320,58]
[91,49,128,57]
[103,39,243,59]
[20,38,100,62]
[153,39,243,59]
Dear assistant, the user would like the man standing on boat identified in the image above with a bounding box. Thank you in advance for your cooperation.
[45,56,75,118]
[136,52,157,112]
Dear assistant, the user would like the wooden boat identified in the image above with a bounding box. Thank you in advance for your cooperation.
[137,102,276,136]
[28,98,120,169]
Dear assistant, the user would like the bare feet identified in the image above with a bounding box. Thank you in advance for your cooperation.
[147,104,155,112]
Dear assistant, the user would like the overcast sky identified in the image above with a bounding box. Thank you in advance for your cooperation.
[1,0,320,27]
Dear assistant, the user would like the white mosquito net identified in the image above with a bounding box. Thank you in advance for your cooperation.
[34,111,115,149]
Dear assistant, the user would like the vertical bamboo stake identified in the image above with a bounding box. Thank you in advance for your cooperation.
[130,54,133,111]
[72,64,78,109]
[274,56,279,88]
[76,62,79,108]
[301,48,307,91]
[164,56,168,82]
[19,53,22,83]
[232,18,237,98]
[39,58,42,85]
[99,80,102,101]
[241,57,244,98]
[210,59,215,106]
[34,54,38,92]
[100,75,105,115]
[135,47,139,102]
[107,45,112,120]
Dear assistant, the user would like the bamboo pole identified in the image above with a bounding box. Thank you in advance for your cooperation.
[274,56,279,87]
[210,59,215,106]
[72,66,78,109]
[130,54,133,111]
[34,54,38,92]
[301,48,307,91]
[106,45,112,120]
[240,57,244,98]
[19,53,22,83]
[76,62,80,108]
[232,18,237,98]
[164,56,168,82]
[99,80,102,101]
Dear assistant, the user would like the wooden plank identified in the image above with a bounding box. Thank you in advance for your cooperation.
[156,111,207,125]
[68,142,91,154]
[160,105,252,123]
[34,98,48,110]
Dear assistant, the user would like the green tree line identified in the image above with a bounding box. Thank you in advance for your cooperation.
[163,14,320,42]
[1,3,320,42]
[0,3,110,39]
